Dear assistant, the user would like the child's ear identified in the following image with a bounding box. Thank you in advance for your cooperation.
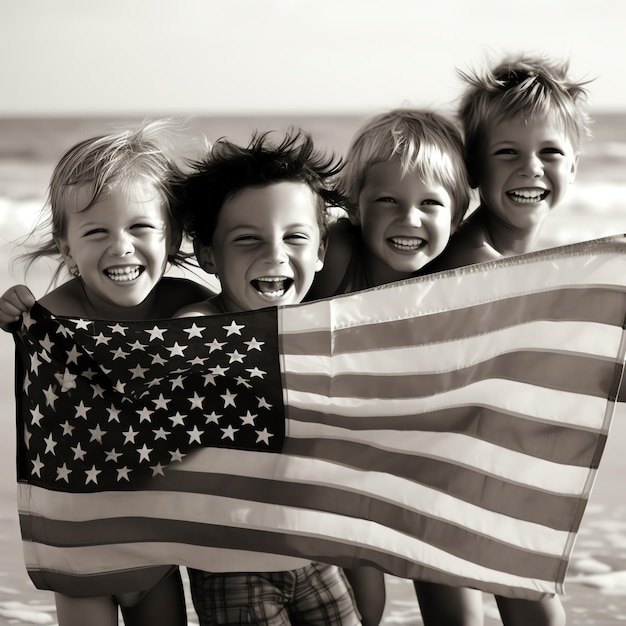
[315,238,327,273]
[168,225,183,257]
[569,154,580,183]
[193,239,217,274]
[55,236,79,276]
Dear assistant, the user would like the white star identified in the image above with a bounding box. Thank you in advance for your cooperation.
[113,380,127,394]
[56,463,72,483]
[187,425,204,444]
[83,368,97,380]
[235,376,252,389]
[204,411,222,425]
[75,401,90,419]
[108,323,127,335]
[226,350,245,364]
[89,424,106,444]
[107,405,121,422]
[150,463,166,476]
[167,342,187,357]
[221,425,239,441]
[246,367,266,379]
[71,442,87,461]
[117,467,132,481]
[22,373,31,393]
[153,394,170,410]
[170,449,185,463]
[240,410,257,426]
[91,383,105,398]
[137,444,153,462]
[31,454,44,477]
[111,347,130,360]
[43,385,58,408]
[123,426,139,444]
[151,353,168,366]
[146,326,167,341]
[184,323,206,338]
[22,310,35,329]
[169,411,187,427]
[211,365,229,377]
[129,340,147,351]
[136,407,154,423]
[30,352,41,374]
[130,364,149,379]
[188,356,207,366]
[40,334,55,353]
[66,345,81,364]
[221,389,237,408]
[30,406,44,427]
[255,428,274,445]
[170,375,185,390]
[94,333,111,346]
[153,427,170,440]
[105,449,123,462]
[188,392,204,410]
[73,318,90,330]
[85,466,101,485]
[206,338,226,353]
[43,433,57,455]
[61,420,75,436]
[257,397,272,410]
[244,337,264,351]
[223,320,245,336]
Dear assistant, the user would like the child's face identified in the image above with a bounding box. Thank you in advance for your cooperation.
[355,158,454,285]
[476,113,579,232]
[197,181,325,312]
[57,180,175,310]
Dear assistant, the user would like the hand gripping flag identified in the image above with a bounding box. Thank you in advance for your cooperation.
[14,235,626,600]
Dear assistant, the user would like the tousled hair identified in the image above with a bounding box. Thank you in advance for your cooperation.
[459,54,592,184]
[21,120,187,282]
[176,129,345,246]
[341,109,471,229]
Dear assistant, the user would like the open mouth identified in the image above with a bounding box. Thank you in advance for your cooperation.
[104,265,145,282]
[250,276,294,298]
[388,236,426,252]
[507,189,549,204]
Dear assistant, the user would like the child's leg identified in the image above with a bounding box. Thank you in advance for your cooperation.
[495,594,565,626]
[413,581,484,626]
[343,566,385,626]
[120,567,187,626]
[54,592,119,626]
[290,563,360,626]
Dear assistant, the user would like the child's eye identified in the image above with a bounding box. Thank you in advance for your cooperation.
[493,148,517,157]
[131,223,156,230]
[421,199,444,207]
[376,196,398,204]
[285,233,310,244]
[232,235,259,244]
[541,147,565,157]
[83,228,107,237]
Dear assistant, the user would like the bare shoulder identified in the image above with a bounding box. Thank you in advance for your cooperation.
[307,219,356,300]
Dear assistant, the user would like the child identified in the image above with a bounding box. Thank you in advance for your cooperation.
[425,53,591,274]
[306,108,472,626]
[172,129,361,625]
[417,55,592,626]
[1,122,214,625]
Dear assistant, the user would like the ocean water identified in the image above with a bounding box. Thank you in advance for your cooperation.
[1,114,626,625]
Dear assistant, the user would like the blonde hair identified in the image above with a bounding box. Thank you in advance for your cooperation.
[459,54,592,183]
[341,109,471,228]
[22,120,187,281]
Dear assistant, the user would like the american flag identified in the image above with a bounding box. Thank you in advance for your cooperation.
[14,235,626,600]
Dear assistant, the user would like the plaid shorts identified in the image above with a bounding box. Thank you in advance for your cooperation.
[188,563,361,625]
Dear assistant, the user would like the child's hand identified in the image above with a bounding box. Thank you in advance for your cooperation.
[0,285,36,330]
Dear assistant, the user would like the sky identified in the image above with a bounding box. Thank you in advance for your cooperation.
[1,0,625,116]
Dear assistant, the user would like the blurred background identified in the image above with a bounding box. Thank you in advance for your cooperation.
[1,1,626,624]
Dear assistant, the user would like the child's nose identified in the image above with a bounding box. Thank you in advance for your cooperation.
[109,232,134,256]
[263,240,288,264]
[519,154,544,178]
[399,205,423,226]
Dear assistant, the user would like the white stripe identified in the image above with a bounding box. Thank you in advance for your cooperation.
[283,321,622,375]
[281,245,626,334]
[286,421,590,495]
[286,379,609,430]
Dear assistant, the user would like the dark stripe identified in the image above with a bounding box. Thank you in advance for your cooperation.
[283,288,626,356]
[20,510,563,583]
[286,404,604,466]
[285,350,618,400]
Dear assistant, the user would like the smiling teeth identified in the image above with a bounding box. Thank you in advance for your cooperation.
[390,237,424,251]
[106,266,141,282]
[508,189,548,203]
[252,276,293,298]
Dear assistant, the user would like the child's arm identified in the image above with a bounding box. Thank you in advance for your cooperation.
[0,285,36,330]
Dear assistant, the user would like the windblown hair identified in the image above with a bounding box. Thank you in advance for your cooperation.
[22,120,187,280]
[341,109,471,229]
[459,54,592,183]
[176,129,345,246]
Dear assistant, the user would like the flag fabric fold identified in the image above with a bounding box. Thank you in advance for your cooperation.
[14,235,626,600]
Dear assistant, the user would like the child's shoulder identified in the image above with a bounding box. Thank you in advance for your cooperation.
[155,277,216,307]
[306,218,360,300]
[173,294,223,318]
